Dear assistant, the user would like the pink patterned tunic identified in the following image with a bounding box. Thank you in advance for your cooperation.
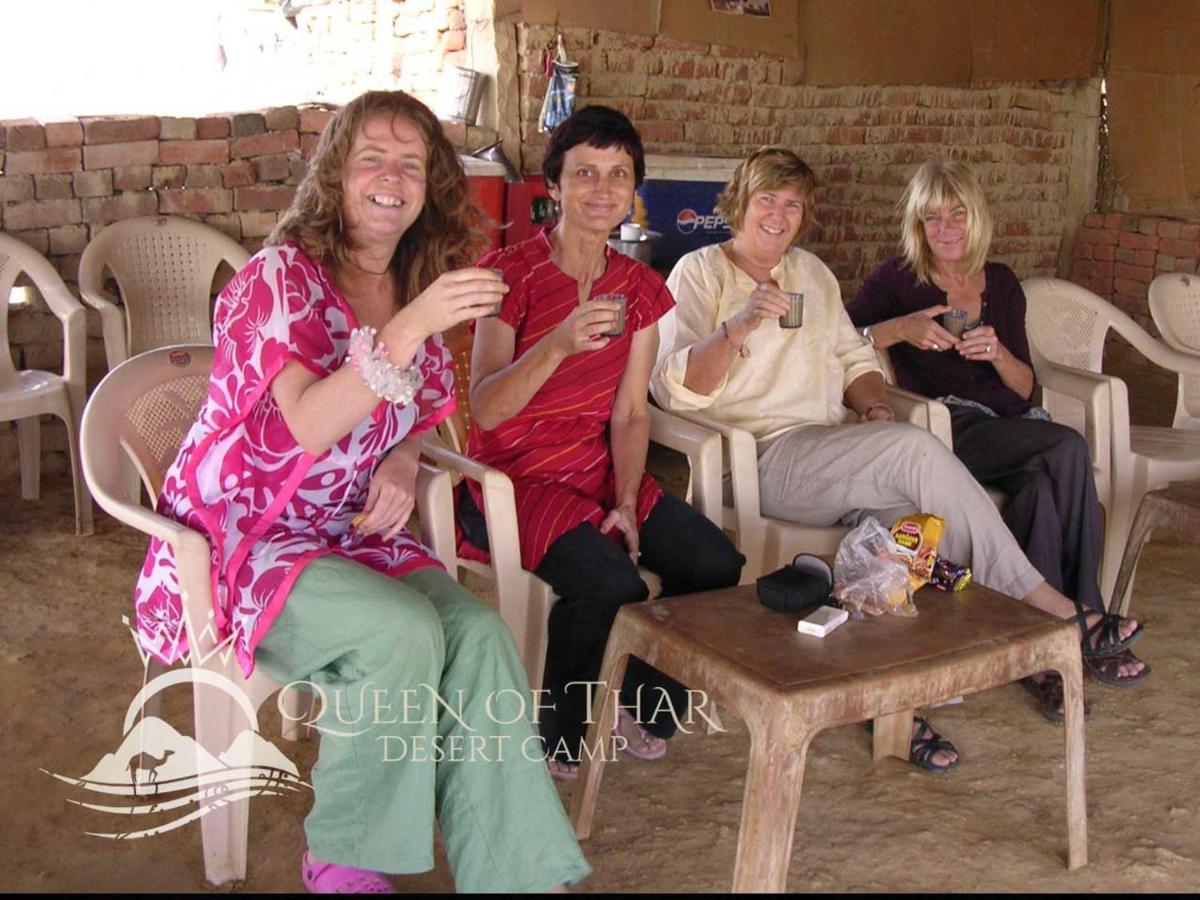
[132,244,456,677]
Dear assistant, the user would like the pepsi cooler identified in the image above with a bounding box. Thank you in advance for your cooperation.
[638,154,740,271]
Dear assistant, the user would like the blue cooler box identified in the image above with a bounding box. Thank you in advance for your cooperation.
[639,155,741,271]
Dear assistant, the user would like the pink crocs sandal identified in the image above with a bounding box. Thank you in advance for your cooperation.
[302,851,397,894]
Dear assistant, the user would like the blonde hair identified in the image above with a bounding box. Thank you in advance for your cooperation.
[715,146,817,244]
[899,159,993,284]
[269,90,488,303]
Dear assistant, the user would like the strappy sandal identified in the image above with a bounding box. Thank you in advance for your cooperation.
[1019,673,1092,724]
[1076,611,1143,658]
[908,716,960,775]
[1085,648,1152,687]
[301,851,396,894]
[863,716,959,774]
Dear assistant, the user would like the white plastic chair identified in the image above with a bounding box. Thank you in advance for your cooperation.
[1149,272,1200,430]
[659,383,953,582]
[0,233,93,534]
[421,407,723,693]
[1023,277,1200,609]
[78,216,250,369]
[81,344,458,886]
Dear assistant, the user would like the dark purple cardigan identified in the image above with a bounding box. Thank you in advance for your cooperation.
[846,257,1036,418]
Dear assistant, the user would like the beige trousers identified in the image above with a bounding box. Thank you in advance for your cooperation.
[757,421,1044,600]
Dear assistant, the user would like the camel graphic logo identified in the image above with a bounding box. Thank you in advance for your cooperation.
[42,621,310,840]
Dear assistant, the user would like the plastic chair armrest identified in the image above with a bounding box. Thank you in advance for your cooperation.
[414,462,457,571]
[1036,362,1118,476]
[78,286,128,368]
[648,405,722,525]
[884,386,952,448]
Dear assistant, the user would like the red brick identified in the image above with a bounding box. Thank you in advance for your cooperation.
[230,130,298,159]
[230,113,266,137]
[1119,215,1141,232]
[713,44,757,57]
[264,107,299,131]
[203,213,241,241]
[113,165,152,191]
[34,174,74,200]
[4,199,80,230]
[82,116,159,144]
[299,108,335,134]
[639,121,685,143]
[196,116,231,139]
[1158,220,1182,238]
[239,210,278,238]
[159,139,230,165]
[441,122,467,147]
[1159,237,1199,259]
[4,147,81,175]
[53,254,81,283]
[1134,248,1157,266]
[48,224,88,254]
[300,133,320,159]
[1103,213,1123,229]
[158,188,232,215]
[1181,224,1200,242]
[1083,212,1104,228]
[1115,246,1137,263]
[1093,243,1115,261]
[45,120,83,147]
[233,185,295,211]
[1173,258,1198,274]
[7,229,49,255]
[1117,231,1157,250]
[1137,217,1159,236]
[152,166,187,190]
[222,160,256,188]
[160,117,197,140]
[81,192,158,223]
[1115,262,1154,284]
[5,119,46,151]
[252,153,291,182]
[83,140,158,169]
[653,36,709,52]
[1073,241,1093,260]
[1081,227,1118,245]
[0,175,34,202]
[185,165,224,189]
[1156,254,1176,272]
[1114,277,1147,297]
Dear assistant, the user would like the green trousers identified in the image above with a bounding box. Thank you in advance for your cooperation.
[254,556,590,892]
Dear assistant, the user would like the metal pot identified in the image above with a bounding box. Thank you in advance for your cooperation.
[606,229,661,266]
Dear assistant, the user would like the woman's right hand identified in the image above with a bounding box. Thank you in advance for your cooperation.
[731,282,791,332]
[549,298,622,357]
[394,267,508,337]
[891,305,959,352]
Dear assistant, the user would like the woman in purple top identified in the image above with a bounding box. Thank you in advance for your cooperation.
[847,160,1149,716]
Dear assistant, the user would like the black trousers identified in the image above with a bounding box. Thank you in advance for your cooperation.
[949,407,1104,615]
[458,487,744,760]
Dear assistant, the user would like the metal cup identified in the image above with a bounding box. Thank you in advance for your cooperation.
[780,292,805,329]
[942,307,968,339]
[595,293,627,337]
[483,268,505,317]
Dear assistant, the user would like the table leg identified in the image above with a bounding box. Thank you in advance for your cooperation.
[731,727,813,893]
[872,708,914,763]
[1058,649,1089,870]
[1111,495,1162,616]
[570,644,630,841]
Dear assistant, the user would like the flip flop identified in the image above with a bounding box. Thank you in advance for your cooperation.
[302,852,396,894]
[547,759,580,782]
[614,707,667,761]
[1019,673,1092,724]
[1085,648,1151,688]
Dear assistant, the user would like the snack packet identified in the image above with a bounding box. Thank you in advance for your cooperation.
[930,557,972,592]
[890,513,945,593]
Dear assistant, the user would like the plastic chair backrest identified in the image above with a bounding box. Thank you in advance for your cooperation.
[1022,277,1115,375]
[0,233,84,384]
[83,345,213,506]
[79,217,249,357]
[1149,273,1200,428]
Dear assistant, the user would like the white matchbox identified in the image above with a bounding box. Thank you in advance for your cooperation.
[796,605,849,637]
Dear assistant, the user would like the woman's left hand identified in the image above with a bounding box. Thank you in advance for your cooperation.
[599,503,640,563]
[355,444,419,539]
[957,325,1006,365]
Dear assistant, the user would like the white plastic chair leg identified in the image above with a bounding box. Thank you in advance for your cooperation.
[61,406,94,535]
[194,672,251,885]
[17,416,41,500]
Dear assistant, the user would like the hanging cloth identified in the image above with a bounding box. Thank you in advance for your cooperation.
[538,34,578,134]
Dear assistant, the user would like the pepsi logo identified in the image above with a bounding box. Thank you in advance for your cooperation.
[675,208,729,235]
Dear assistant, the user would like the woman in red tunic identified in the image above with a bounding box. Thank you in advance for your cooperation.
[461,107,744,779]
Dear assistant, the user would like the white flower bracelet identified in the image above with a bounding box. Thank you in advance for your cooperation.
[348,326,423,406]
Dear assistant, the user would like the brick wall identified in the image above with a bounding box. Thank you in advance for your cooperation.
[512,24,1100,295]
[1070,212,1200,337]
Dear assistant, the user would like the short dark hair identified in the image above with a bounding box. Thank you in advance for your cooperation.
[542,105,646,189]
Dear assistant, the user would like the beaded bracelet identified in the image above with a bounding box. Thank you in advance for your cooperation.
[348,326,423,406]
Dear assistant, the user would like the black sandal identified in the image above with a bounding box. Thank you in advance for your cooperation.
[1020,673,1092,724]
[1076,610,1143,659]
[908,716,960,774]
[1085,648,1151,687]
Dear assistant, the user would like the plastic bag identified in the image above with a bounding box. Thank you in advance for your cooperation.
[538,60,578,133]
[832,517,918,618]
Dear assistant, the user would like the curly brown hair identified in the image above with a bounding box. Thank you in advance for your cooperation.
[269,90,488,303]
[715,146,818,245]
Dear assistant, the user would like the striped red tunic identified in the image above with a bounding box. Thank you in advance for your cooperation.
[464,231,674,571]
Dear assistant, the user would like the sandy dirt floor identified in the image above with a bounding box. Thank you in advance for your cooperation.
[3,356,1198,892]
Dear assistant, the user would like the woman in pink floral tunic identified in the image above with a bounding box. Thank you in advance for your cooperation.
[131,91,589,894]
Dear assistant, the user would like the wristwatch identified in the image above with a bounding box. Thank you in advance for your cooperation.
[860,324,874,346]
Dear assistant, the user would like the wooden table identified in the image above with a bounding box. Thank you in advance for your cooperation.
[569,582,1087,893]
[1111,480,1200,615]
